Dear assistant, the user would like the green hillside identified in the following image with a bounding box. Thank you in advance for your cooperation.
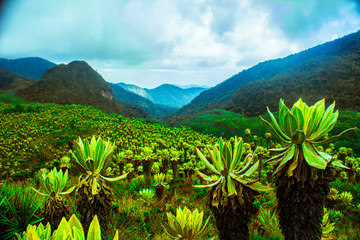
[178,108,360,152]
[0,94,359,240]
[166,30,360,125]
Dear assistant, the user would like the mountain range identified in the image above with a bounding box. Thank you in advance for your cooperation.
[0,57,56,80]
[165,30,360,125]
[109,83,177,118]
[1,29,360,123]
[0,57,206,118]
[116,82,207,108]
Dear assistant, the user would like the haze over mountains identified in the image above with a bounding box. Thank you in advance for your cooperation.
[117,82,207,108]
[1,30,360,123]
[165,30,360,125]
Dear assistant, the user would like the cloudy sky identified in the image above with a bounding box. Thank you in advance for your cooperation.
[1,0,360,88]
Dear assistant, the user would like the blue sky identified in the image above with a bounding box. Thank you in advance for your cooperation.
[0,0,360,88]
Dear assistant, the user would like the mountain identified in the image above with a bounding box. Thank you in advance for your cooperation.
[174,84,211,89]
[109,83,177,118]
[16,61,149,118]
[166,30,360,124]
[147,84,207,108]
[116,82,151,99]
[0,67,34,94]
[0,57,56,80]
[117,82,207,108]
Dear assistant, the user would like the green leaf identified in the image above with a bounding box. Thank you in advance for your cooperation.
[68,214,83,236]
[100,173,127,182]
[302,142,327,169]
[267,107,290,141]
[260,116,289,143]
[87,215,101,240]
[196,148,220,175]
[283,110,297,137]
[226,175,236,196]
[292,105,305,130]
[313,127,357,144]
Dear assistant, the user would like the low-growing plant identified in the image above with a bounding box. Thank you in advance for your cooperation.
[139,188,156,206]
[163,206,211,240]
[15,214,119,240]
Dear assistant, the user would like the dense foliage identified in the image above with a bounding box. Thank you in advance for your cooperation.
[0,94,359,239]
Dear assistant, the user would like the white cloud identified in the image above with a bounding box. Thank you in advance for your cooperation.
[0,0,359,87]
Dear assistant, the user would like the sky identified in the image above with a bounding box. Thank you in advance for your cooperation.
[0,0,360,88]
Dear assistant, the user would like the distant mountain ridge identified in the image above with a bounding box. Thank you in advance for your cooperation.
[117,82,207,108]
[0,57,56,80]
[166,30,360,125]
[109,83,177,118]
[16,61,149,118]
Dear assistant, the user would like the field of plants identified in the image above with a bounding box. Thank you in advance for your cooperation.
[0,94,359,240]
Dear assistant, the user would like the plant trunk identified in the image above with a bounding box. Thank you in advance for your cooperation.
[76,180,114,238]
[142,160,152,188]
[43,197,70,228]
[208,187,258,240]
[155,185,164,199]
[171,161,178,183]
[275,166,334,240]
[118,162,125,174]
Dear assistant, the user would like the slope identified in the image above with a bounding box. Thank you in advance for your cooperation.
[0,57,56,80]
[166,30,360,124]
[0,67,34,94]
[16,61,149,118]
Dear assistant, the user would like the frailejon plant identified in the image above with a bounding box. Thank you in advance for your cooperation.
[15,214,119,240]
[260,98,356,240]
[154,172,168,199]
[71,136,127,237]
[31,168,75,227]
[163,206,211,240]
[139,188,156,206]
[170,149,181,183]
[195,136,272,240]
[140,146,155,187]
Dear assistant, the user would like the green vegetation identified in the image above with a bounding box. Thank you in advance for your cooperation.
[261,98,355,240]
[178,108,360,153]
[195,137,271,239]
[31,168,75,227]
[0,93,359,240]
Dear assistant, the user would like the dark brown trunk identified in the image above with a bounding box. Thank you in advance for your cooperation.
[208,187,258,240]
[43,197,70,228]
[275,166,334,240]
[142,160,152,188]
[76,180,114,238]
